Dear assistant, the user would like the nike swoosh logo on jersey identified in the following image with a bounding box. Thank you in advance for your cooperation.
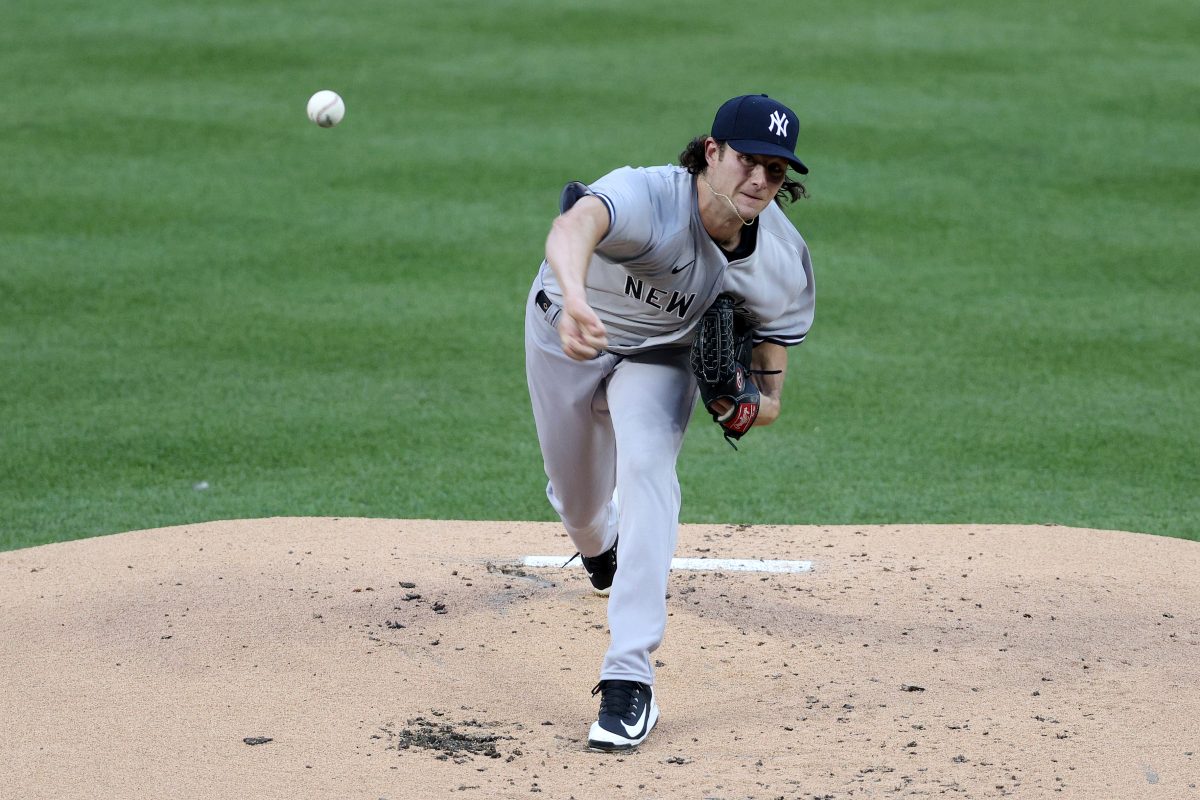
[670,259,696,274]
[621,704,650,739]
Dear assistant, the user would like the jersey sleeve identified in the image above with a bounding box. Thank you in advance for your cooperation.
[754,237,815,348]
[586,167,657,262]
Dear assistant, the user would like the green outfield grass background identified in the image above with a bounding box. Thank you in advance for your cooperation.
[3,0,1197,550]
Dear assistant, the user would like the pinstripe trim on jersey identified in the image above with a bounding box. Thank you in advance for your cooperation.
[756,332,808,347]
[591,191,617,239]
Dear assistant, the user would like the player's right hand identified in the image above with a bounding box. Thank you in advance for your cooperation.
[559,299,608,360]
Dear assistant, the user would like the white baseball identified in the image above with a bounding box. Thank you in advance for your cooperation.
[307,90,345,127]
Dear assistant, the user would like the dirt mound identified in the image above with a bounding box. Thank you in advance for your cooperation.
[2,518,1196,798]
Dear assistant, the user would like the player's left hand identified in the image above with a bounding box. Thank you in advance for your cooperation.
[691,296,762,444]
[709,398,734,419]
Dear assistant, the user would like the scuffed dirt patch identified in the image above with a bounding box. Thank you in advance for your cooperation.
[379,712,523,764]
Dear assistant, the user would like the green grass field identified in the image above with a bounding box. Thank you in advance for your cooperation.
[3,0,1197,550]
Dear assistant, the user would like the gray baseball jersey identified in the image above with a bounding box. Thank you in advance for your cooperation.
[526,164,815,686]
[535,165,815,352]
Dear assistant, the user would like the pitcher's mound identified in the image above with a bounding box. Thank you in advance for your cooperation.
[2,518,1197,798]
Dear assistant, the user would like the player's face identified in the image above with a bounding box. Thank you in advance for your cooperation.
[708,143,789,220]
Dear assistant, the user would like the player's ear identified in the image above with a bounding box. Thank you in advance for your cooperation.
[704,137,722,169]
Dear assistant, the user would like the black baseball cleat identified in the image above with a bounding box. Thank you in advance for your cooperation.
[587,679,659,752]
[564,537,618,596]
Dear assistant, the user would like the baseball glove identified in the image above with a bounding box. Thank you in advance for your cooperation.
[690,295,766,447]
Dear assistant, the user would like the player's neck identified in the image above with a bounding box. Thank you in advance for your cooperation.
[713,228,742,252]
[700,201,747,251]
[697,176,750,251]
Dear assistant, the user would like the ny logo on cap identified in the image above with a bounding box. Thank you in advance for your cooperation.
[768,110,789,138]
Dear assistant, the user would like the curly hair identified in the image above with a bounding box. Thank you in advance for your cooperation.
[678,135,808,204]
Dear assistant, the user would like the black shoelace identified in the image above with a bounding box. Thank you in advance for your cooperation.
[563,547,616,572]
[592,680,641,721]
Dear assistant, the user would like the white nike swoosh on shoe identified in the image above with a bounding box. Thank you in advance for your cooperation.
[588,700,659,751]
[621,704,649,739]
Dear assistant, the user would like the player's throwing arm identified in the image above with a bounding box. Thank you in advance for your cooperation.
[545,196,611,360]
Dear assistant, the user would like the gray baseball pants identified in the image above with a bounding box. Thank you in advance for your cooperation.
[524,283,698,684]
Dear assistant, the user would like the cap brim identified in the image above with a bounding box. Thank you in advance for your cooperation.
[727,139,809,175]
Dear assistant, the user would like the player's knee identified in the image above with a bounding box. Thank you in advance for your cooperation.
[618,447,677,487]
[559,500,611,540]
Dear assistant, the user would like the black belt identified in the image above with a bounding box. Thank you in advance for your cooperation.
[534,289,553,313]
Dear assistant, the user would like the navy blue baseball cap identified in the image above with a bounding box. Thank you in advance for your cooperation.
[711,94,808,175]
